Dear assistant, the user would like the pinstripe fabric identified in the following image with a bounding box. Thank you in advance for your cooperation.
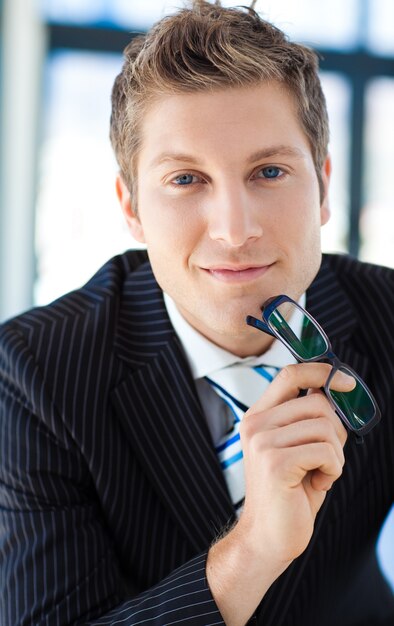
[0,250,393,626]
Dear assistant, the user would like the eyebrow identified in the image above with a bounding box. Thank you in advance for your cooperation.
[247,146,306,162]
[150,145,306,168]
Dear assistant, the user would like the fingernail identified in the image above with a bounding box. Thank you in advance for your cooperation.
[337,370,355,385]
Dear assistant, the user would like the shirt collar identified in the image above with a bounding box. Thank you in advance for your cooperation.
[164,292,306,380]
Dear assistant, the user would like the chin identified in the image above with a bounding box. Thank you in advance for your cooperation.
[206,307,254,337]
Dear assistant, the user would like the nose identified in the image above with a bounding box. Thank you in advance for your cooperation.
[207,183,263,246]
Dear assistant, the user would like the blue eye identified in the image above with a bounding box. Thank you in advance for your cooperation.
[259,166,282,179]
[173,173,196,185]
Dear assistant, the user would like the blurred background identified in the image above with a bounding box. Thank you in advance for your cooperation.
[0,0,393,590]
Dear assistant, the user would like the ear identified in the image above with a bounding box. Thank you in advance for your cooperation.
[115,175,146,243]
[320,155,332,226]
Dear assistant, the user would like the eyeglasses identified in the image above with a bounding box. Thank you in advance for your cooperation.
[246,295,381,439]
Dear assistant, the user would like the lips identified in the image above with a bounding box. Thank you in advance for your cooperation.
[203,264,273,283]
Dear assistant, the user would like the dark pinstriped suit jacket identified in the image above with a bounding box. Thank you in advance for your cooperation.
[0,250,393,626]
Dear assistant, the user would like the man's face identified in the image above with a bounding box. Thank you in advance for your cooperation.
[118,82,330,356]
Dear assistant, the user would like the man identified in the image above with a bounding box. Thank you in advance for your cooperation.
[0,2,393,625]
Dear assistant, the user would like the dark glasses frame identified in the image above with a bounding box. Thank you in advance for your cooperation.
[246,294,381,439]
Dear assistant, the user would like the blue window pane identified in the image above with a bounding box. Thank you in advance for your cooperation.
[360,78,394,268]
[256,0,360,49]
[41,0,110,24]
[319,72,351,255]
[35,51,139,305]
[367,0,394,55]
[110,0,183,31]
[40,0,182,27]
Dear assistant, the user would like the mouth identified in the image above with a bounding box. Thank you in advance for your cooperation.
[203,263,274,283]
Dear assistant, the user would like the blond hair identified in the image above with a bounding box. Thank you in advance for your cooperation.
[110,1,329,200]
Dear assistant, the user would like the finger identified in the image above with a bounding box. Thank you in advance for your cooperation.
[252,417,346,468]
[302,389,348,446]
[245,443,344,494]
[330,368,357,390]
[309,469,337,492]
[242,400,346,469]
[303,470,335,496]
[244,390,347,443]
[279,442,344,490]
[250,362,355,413]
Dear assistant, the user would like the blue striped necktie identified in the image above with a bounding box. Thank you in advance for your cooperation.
[206,362,280,513]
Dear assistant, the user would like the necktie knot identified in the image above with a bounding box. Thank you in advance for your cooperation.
[206,361,280,410]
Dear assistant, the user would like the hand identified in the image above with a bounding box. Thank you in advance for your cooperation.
[206,362,353,626]
[238,362,352,563]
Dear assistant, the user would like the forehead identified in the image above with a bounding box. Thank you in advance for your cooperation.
[137,82,312,171]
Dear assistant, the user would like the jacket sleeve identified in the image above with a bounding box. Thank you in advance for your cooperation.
[0,322,225,626]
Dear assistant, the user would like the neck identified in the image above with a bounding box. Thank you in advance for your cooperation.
[201,328,276,358]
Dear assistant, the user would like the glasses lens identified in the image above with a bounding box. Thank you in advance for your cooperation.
[268,303,328,360]
[328,366,376,430]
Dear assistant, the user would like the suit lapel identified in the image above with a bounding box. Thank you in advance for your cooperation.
[307,255,369,380]
[111,260,234,552]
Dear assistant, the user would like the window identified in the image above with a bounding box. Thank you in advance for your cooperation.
[360,78,394,268]
[320,72,351,255]
[4,0,394,306]
[34,50,134,304]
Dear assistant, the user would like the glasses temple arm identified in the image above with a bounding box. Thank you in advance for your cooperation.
[246,315,276,337]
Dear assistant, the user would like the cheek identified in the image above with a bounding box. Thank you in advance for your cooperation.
[138,187,204,252]
[139,211,202,271]
[282,184,322,236]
